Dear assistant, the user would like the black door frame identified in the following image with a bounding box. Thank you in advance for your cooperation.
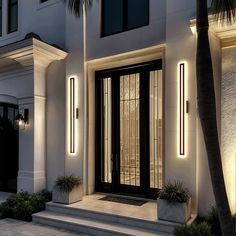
[0,102,19,193]
[95,60,162,198]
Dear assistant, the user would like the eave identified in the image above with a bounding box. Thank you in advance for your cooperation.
[0,37,68,72]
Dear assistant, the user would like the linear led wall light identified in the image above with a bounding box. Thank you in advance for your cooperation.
[178,62,188,158]
[70,77,75,154]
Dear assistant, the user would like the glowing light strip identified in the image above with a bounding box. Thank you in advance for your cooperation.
[70,77,75,154]
[178,62,187,157]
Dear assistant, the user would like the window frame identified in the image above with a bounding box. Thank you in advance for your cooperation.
[101,0,150,37]
[8,0,18,34]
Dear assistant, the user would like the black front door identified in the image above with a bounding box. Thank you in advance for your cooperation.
[0,103,19,192]
[95,60,163,198]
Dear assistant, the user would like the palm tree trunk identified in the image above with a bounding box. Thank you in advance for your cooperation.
[196,0,235,235]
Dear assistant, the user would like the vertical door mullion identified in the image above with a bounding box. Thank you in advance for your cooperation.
[139,70,149,192]
[111,74,119,190]
[95,76,102,191]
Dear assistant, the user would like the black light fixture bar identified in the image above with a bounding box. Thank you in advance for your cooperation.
[179,63,185,157]
[70,77,75,154]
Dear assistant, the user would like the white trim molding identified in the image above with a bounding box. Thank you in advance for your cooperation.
[85,44,166,195]
[0,94,18,104]
[0,37,68,72]
[190,15,236,48]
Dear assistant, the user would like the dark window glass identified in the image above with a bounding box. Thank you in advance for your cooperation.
[8,0,18,33]
[40,0,48,3]
[127,0,149,29]
[102,0,149,37]
[0,0,2,37]
[102,0,123,36]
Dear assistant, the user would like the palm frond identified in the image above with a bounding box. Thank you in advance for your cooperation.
[64,0,93,17]
[211,0,236,23]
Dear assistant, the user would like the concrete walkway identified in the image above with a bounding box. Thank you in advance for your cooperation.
[0,218,89,236]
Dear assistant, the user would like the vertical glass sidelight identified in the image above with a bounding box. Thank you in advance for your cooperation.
[150,70,163,189]
[8,0,18,33]
[102,78,112,183]
[120,73,140,186]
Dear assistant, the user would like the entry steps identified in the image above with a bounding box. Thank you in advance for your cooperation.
[33,201,195,236]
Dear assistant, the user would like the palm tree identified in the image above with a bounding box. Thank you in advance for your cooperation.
[196,1,236,235]
[64,0,93,17]
[64,0,236,235]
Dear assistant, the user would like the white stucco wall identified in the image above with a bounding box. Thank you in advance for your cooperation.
[86,0,166,60]
[64,8,85,186]
[0,0,65,48]
[165,0,198,213]
[0,0,232,217]
[221,46,236,213]
[46,60,66,190]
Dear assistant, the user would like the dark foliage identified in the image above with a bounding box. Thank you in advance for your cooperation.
[158,181,190,203]
[174,222,211,236]
[55,175,81,193]
[0,190,52,221]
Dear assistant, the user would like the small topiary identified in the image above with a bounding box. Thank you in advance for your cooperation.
[174,222,211,236]
[158,181,190,203]
[55,175,81,193]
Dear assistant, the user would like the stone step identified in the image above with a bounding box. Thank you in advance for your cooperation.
[33,211,172,236]
[45,201,178,234]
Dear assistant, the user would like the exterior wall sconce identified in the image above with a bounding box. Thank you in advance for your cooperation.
[15,108,29,129]
[69,77,79,154]
[178,62,188,158]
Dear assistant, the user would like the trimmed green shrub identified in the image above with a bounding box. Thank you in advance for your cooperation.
[0,190,52,221]
[55,175,81,192]
[174,222,211,236]
[158,181,190,203]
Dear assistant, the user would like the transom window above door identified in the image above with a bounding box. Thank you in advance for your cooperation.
[101,0,149,37]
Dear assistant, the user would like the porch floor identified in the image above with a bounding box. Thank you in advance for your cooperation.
[59,193,157,222]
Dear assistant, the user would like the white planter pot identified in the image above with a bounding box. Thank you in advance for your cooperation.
[157,198,191,224]
[52,185,83,205]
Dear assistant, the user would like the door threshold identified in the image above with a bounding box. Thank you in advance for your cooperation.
[95,192,156,203]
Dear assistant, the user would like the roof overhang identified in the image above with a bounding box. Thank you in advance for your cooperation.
[190,15,236,48]
[0,37,68,72]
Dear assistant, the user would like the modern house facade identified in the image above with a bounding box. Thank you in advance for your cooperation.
[0,0,236,218]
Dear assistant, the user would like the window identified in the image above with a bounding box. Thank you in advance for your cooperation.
[8,0,18,33]
[102,0,149,37]
[40,0,48,3]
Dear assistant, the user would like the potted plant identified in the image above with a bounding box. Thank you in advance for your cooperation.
[52,175,83,204]
[157,181,191,224]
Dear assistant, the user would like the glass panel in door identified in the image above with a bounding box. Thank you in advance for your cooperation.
[101,78,112,183]
[120,73,140,186]
[150,70,163,189]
